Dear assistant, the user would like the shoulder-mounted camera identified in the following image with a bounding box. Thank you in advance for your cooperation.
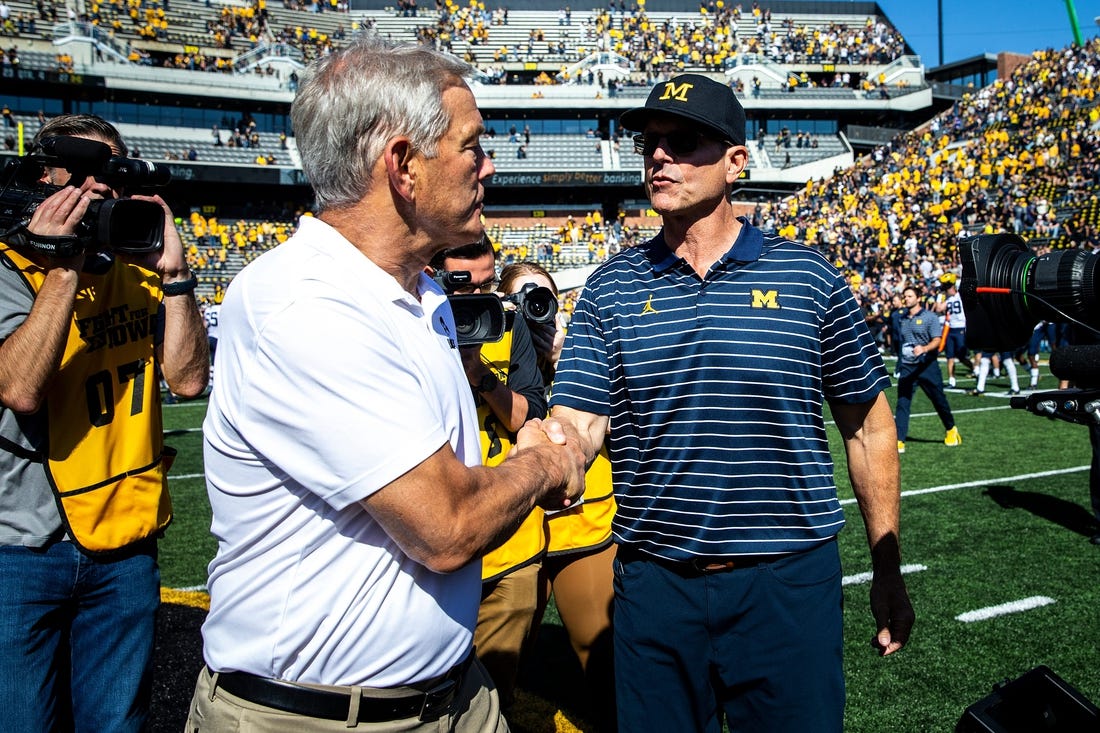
[0,136,171,257]
[434,270,560,347]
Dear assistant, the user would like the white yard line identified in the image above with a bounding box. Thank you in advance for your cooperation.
[956,596,1056,623]
[840,466,1090,506]
[842,563,928,586]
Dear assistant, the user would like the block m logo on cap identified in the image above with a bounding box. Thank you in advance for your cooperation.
[659,81,694,102]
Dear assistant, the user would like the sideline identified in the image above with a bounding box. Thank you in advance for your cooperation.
[840,465,1091,506]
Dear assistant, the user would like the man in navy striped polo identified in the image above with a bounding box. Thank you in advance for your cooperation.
[548,74,915,733]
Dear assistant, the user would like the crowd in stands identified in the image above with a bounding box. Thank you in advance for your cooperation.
[410,1,909,81]
[0,0,913,87]
[606,2,906,76]
[756,39,1100,347]
[173,38,1099,344]
[183,211,298,305]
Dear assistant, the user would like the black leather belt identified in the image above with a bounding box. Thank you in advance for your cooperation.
[210,659,465,723]
[618,545,785,576]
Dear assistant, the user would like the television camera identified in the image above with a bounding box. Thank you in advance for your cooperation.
[435,270,558,347]
[958,232,1100,426]
[0,135,170,257]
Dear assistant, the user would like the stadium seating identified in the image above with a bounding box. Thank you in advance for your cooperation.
[3,2,1097,313]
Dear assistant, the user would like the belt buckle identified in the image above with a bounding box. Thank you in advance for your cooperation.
[418,677,458,721]
[690,557,736,574]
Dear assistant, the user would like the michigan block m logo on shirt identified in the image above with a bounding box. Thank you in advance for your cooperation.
[659,81,694,102]
[751,289,780,309]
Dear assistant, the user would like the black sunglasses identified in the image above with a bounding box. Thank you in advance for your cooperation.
[632,131,730,157]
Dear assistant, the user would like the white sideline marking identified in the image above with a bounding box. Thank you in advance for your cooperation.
[839,466,1090,506]
[175,584,209,593]
[842,563,927,586]
[956,596,1056,623]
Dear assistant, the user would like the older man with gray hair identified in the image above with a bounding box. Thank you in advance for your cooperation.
[185,36,585,733]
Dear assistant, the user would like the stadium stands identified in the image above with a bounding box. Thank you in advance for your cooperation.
[2,0,1097,315]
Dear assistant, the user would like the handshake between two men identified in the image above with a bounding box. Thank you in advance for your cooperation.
[510,416,590,512]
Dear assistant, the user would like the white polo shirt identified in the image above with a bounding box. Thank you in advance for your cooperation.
[201,216,481,687]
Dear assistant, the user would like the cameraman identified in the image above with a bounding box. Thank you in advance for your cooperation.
[428,235,548,716]
[0,114,208,732]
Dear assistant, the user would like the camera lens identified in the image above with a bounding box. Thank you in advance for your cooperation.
[518,286,558,325]
[960,233,1100,350]
[453,306,478,337]
[447,294,505,346]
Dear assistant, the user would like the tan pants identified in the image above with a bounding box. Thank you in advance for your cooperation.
[541,544,615,673]
[473,562,540,711]
[537,543,618,731]
[184,658,509,732]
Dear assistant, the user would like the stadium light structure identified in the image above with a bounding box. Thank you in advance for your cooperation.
[938,0,944,66]
[1064,0,1084,46]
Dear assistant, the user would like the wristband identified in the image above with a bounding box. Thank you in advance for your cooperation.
[476,372,499,395]
[162,272,198,296]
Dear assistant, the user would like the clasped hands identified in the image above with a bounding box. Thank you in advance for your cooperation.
[513,416,587,511]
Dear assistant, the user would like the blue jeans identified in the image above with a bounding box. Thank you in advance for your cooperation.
[0,539,159,733]
[613,540,844,733]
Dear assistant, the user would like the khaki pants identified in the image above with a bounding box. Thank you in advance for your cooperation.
[473,562,540,711]
[184,658,509,732]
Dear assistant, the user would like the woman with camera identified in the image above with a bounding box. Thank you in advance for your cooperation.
[500,262,617,732]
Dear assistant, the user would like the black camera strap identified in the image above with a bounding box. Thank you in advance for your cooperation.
[4,226,84,259]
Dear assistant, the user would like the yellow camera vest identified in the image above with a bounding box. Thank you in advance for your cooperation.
[477,327,548,583]
[546,447,617,556]
[0,244,172,555]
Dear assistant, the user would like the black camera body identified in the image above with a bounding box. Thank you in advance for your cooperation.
[0,136,170,257]
[959,232,1100,424]
[434,271,560,347]
[433,270,506,347]
[502,282,558,326]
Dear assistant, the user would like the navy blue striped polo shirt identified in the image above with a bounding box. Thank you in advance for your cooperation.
[549,218,890,560]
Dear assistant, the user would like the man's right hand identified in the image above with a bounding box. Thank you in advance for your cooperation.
[25,184,94,271]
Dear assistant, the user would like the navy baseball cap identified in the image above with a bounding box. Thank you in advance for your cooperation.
[620,74,746,146]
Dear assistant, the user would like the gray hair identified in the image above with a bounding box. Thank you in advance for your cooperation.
[290,35,474,212]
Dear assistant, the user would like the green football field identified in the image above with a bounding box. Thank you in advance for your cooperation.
[153,364,1100,732]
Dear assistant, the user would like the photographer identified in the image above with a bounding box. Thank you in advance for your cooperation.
[0,114,208,732]
[500,261,618,731]
[427,236,548,716]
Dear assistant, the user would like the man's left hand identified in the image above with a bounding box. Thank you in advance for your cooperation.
[123,194,189,280]
[870,572,914,656]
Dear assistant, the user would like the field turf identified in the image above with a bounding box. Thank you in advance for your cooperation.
[151,364,1100,732]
